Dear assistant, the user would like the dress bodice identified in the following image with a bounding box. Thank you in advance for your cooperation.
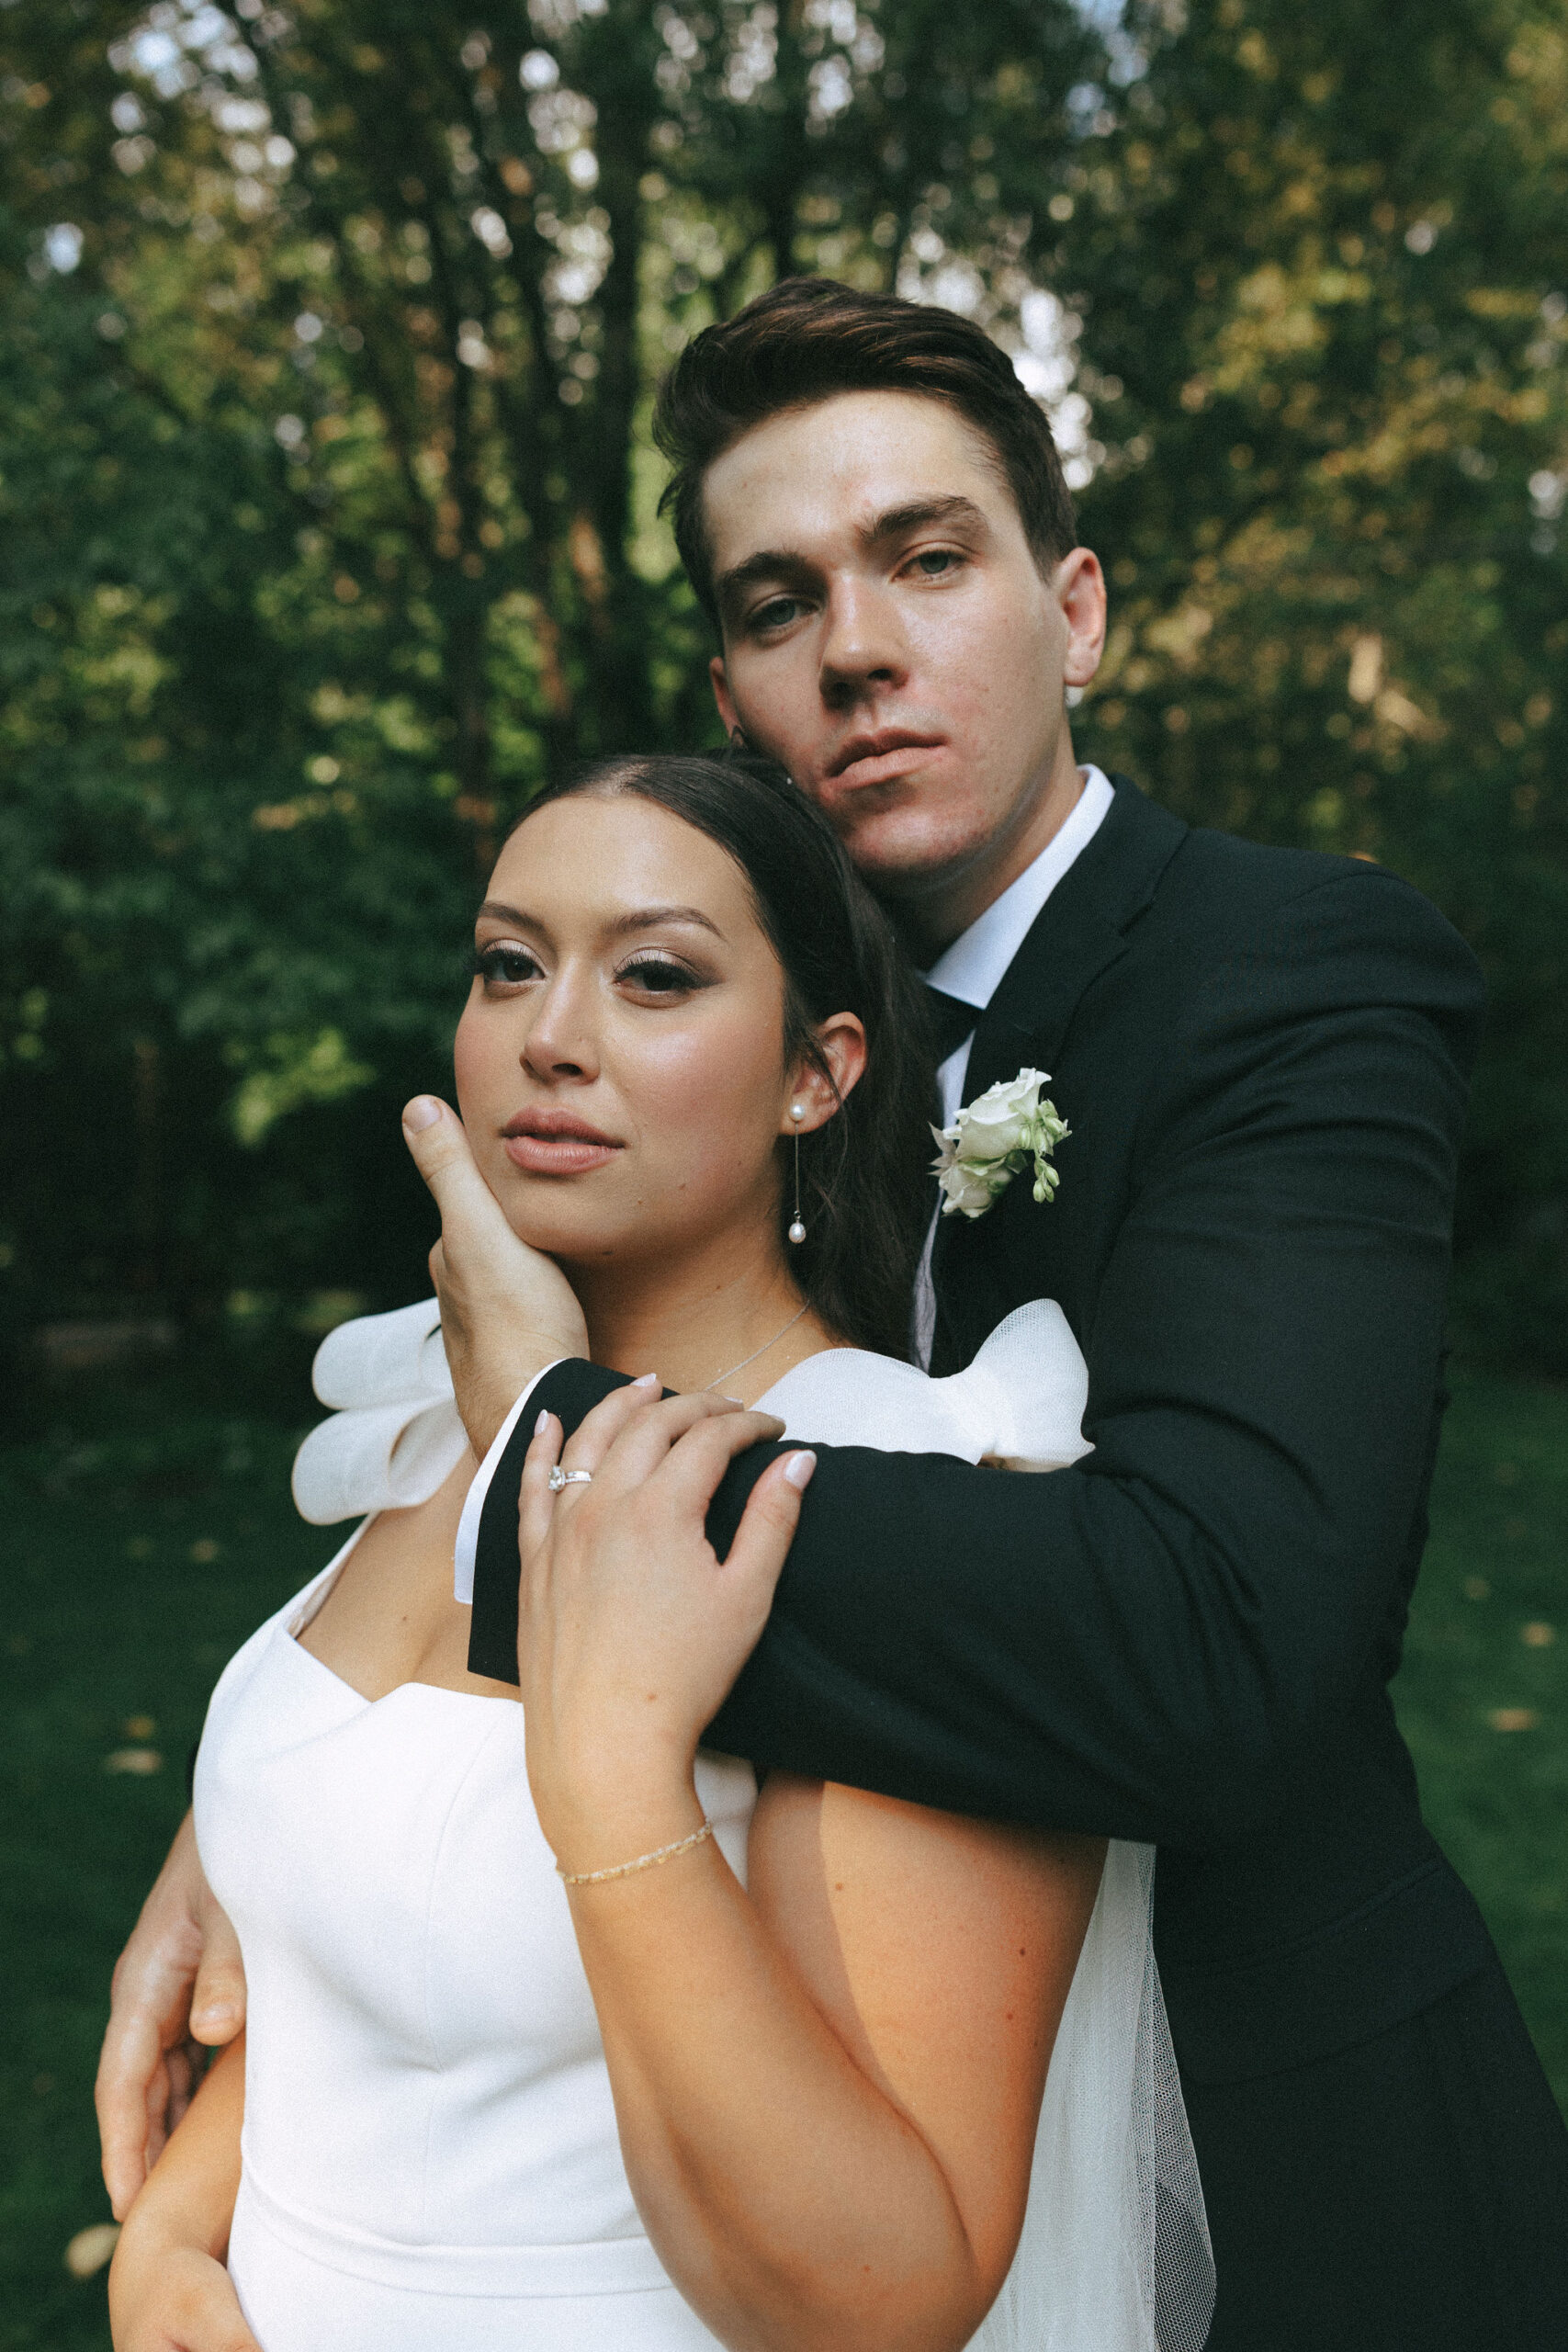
[196,1540,755,2290]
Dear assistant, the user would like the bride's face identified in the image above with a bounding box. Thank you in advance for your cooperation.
[454,792,846,1273]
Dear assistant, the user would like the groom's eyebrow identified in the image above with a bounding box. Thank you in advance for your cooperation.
[862,493,989,548]
[716,494,991,619]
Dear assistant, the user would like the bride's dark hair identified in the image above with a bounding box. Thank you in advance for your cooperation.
[509,752,938,1360]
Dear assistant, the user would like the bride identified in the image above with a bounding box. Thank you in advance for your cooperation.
[108,751,1210,2352]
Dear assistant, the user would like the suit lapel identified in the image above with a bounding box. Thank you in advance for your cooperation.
[931,777,1188,1360]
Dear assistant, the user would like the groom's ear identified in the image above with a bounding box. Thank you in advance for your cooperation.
[710,653,739,738]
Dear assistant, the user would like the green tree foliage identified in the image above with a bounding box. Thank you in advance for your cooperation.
[1,0,1563,1378]
[1068,0,1568,1366]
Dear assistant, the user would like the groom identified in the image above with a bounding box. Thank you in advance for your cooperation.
[100,279,1568,2345]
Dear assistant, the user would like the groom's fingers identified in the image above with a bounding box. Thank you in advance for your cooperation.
[400,1095,589,1457]
[401,1095,513,1240]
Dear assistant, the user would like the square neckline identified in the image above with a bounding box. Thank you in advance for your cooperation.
[287,1513,521,1711]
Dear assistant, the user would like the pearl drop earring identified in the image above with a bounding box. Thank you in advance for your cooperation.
[788,1102,807,1245]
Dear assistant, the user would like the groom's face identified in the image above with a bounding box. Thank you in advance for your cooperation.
[704,390,1104,938]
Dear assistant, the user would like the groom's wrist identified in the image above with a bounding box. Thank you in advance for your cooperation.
[461,1340,583,1462]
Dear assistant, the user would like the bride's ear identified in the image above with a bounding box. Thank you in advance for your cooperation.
[785,1014,867,1133]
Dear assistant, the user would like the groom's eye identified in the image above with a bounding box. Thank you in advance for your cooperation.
[474,943,543,989]
[908,548,963,579]
[750,594,807,635]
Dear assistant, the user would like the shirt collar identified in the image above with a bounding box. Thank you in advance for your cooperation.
[923,764,1115,1013]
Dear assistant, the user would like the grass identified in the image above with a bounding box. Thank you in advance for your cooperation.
[1,1361,1564,2346]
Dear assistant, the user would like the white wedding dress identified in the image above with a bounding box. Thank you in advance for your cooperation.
[196,1302,1213,2351]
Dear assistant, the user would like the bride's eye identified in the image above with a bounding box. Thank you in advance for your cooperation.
[618,955,702,1000]
[474,942,543,989]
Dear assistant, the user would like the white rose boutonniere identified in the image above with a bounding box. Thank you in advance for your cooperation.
[931,1067,1070,1220]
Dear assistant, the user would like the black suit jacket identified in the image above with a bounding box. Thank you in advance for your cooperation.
[470,775,1493,2084]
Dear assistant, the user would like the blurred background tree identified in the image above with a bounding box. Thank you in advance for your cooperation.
[2,0,1564,1395]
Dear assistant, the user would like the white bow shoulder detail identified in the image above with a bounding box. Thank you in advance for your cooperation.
[291,1292,1091,1532]
[290,1299,468,1526]
[755,1299,1092,1472]
[933,1298,1093,1469]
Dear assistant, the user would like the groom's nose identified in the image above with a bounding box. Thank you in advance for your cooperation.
[818,575,908,706]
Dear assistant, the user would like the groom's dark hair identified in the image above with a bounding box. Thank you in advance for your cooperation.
[653,275,1078,627]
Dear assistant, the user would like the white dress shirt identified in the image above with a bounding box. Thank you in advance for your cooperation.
[913,764,1115,1365]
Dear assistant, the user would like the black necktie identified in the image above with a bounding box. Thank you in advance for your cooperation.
[924,984,978,1064]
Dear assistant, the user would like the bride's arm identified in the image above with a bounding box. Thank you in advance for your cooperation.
[108,2037,259,2352]
[573,1776,1100,2352]
[521,1391,1102,2352]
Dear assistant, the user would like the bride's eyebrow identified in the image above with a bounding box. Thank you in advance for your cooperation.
[474,900,726,944]
[476,899,539,930]
[609,906,726,944]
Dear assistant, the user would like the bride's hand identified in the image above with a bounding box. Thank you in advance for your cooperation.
[108,2230,260,2352]
[401,1095,589,1459]
[517,1385,816,1874]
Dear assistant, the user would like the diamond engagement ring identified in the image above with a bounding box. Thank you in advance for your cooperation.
[547,1466,594,1492]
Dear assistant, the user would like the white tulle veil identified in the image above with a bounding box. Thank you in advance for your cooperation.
[969,1840,1214,2352]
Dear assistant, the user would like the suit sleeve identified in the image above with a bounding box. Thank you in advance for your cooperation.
[474,872,1483,1852]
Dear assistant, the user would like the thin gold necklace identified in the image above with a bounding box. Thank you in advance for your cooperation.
[703,1302,810,1394]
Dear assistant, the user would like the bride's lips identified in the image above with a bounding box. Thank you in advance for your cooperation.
[827,728,946,789]
[502,1108,624,1177]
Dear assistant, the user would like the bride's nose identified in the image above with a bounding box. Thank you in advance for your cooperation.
[520,972,601,1083]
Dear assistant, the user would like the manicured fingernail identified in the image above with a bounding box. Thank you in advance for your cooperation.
[535,1409,550,1436]
[192,2003,236,2032]
[631,1373,660,1390]
[783,1450,817,1491]
[403,1095,440,1133]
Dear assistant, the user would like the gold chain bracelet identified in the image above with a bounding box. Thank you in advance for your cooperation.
[556,1818,714,1886]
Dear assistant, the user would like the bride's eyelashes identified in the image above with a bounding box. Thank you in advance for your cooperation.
[472,940,713,1003]
[614,953,710,1001]
[474,942,544,990]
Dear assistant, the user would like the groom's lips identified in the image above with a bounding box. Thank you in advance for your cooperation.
[502,1108,623,1177]
[827,728,946,789]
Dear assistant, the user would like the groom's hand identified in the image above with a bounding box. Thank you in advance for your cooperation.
[96,1813,245,2220]
[402,1095,590,1460]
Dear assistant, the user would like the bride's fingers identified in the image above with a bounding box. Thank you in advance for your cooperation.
[543,1374,671,1492]
[724,1449,817,1591]
[519,1410,566,1571]
[550,1382,749,1492]
[652,1411,798,1518]
[589,1393,784,1496]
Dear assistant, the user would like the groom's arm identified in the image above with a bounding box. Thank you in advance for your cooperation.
[471,867,1483,1852]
